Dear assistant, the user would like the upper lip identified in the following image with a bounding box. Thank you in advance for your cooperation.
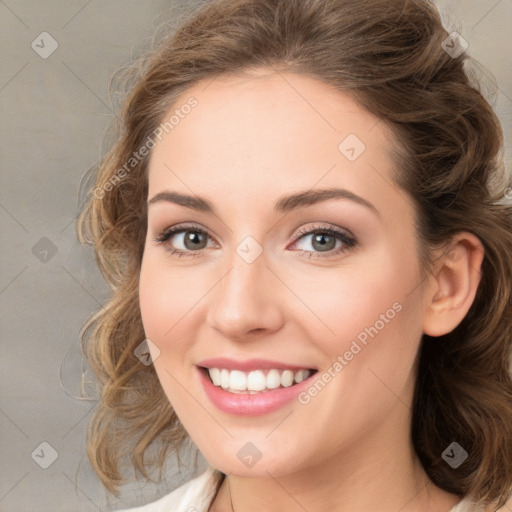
[197,357,316,372]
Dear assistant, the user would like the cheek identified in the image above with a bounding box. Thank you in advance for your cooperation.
[288,245,421,356]
[138,253,204,410]
[304,249,423,416]
[139,260,189,373]
[139,249,205,341]
[290,247,423,427]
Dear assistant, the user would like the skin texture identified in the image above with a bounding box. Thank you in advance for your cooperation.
[139,69,484,511]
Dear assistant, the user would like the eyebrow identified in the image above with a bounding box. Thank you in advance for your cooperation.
[148,187,380,217]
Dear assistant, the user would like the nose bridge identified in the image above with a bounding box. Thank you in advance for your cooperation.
[207,240,283,337]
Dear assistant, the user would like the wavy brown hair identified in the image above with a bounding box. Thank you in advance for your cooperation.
[77,0,512,508]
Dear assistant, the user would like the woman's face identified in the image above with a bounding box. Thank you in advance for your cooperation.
[139,69,428,478]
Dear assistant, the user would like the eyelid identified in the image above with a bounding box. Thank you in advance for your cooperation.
[289,223,355,243]
[154,222,216,242]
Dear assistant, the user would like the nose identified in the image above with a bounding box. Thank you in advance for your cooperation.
[206,248,285,340]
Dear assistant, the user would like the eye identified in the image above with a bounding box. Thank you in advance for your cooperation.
[289,224,357,259]
[154,222,357,260]
[154,223,216,258]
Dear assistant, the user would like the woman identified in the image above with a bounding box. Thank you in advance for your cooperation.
[77,0,512,510]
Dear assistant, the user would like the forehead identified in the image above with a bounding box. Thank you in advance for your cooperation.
[147,69,405,219]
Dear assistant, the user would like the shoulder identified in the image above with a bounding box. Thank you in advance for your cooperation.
[450,496,512,512]
[484,497,512,512]
[113,466,222,512]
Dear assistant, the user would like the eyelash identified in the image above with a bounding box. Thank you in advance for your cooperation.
[153,222,357,260]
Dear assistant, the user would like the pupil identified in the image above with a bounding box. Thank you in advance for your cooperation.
[186,232,205,249]
[313,233,334,251]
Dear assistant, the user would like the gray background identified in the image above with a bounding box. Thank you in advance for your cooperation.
[1,1,511,511]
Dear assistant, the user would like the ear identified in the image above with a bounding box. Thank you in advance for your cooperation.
[422,232,484,337]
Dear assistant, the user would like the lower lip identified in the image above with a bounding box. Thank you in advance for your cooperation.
[197,367,315,416]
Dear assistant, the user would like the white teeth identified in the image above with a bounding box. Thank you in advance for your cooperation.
[229,370,247,391]
[220,369,230,389]
[266,369,281,389]
[281,370,294,388]
[210,367,221,386]
[207,367,312,393]
[295,369,308,383]
[247,370,266,391]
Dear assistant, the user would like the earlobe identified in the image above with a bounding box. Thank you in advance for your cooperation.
[422,233,485,337]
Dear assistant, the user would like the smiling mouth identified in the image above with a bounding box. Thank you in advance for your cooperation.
[201,367,317,394]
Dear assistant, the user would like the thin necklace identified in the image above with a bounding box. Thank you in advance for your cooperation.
[227,476,236,512]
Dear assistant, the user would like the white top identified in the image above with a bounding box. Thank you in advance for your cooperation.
[114,466,485,512]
